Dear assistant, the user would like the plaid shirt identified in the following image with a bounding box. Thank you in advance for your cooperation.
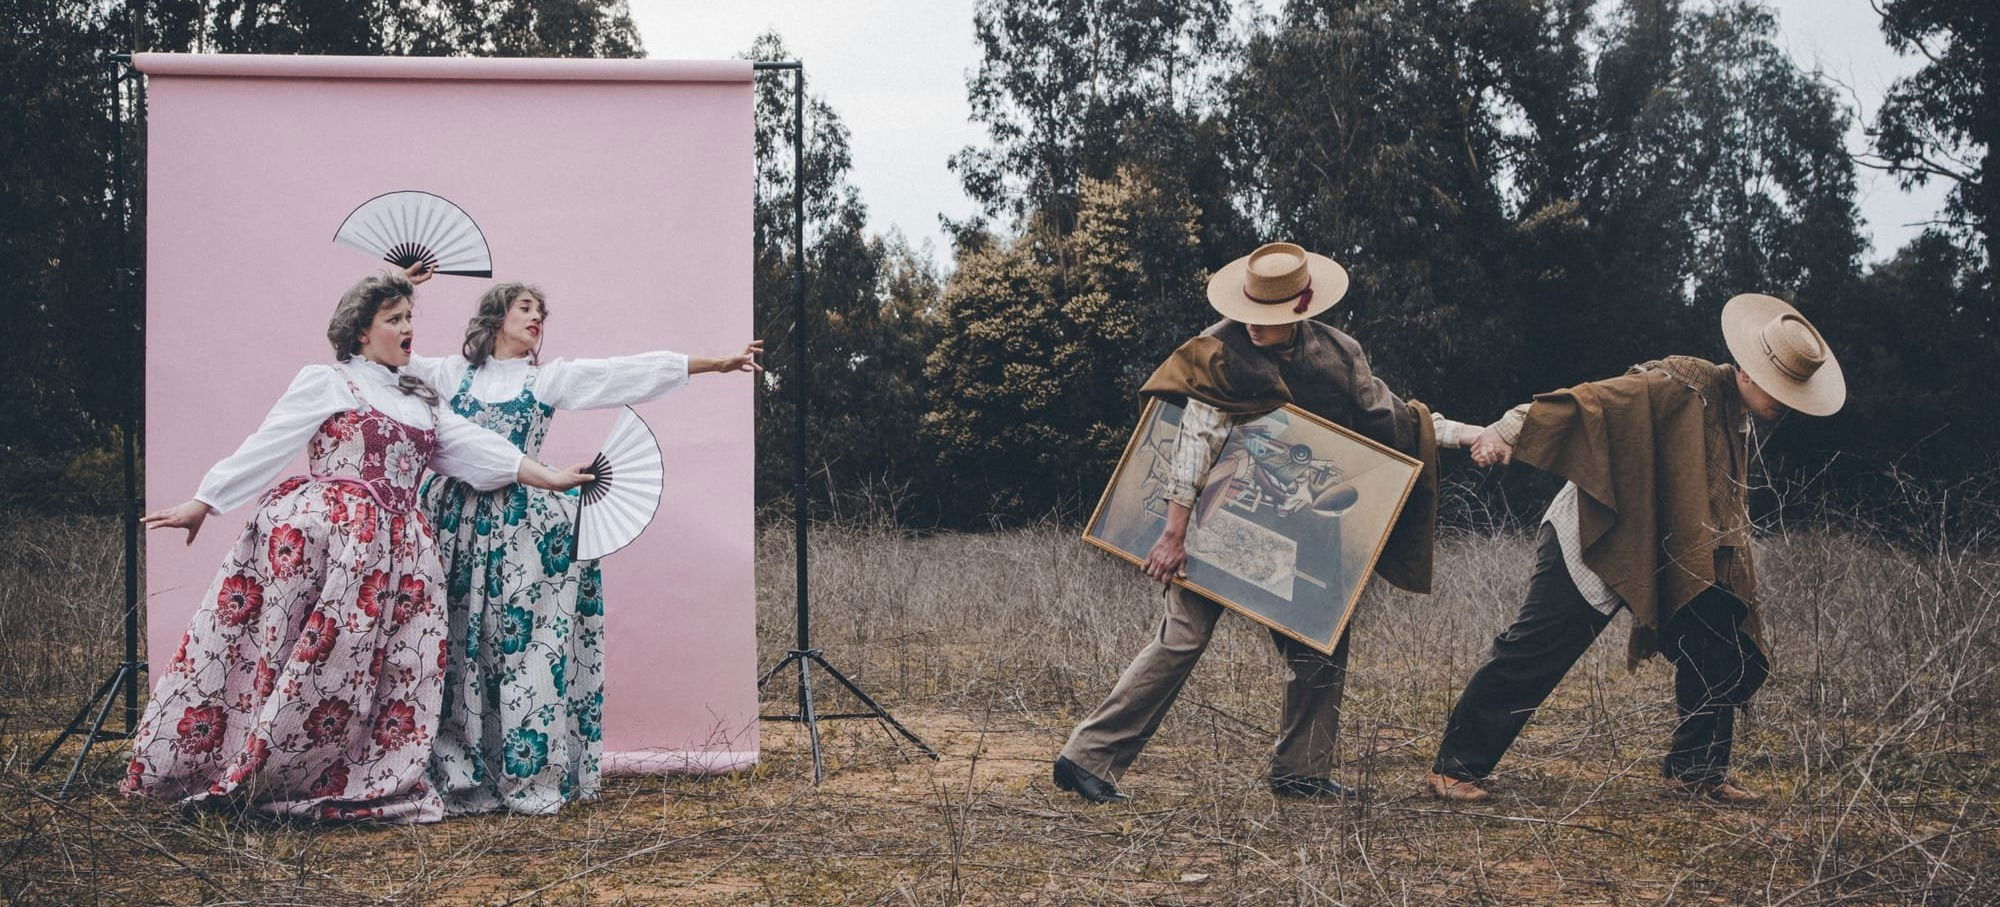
[1163,400,1234,508]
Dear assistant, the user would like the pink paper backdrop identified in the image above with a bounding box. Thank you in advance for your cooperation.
[136,54,757,772]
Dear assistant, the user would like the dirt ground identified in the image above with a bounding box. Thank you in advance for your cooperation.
[10,698,1995,905]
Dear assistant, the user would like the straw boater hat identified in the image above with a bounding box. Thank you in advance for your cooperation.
[1721,293,1846,416]
[1206,242,1349,325]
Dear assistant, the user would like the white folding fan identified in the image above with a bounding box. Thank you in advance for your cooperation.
[574,406,665,561]
[333,190,493,277]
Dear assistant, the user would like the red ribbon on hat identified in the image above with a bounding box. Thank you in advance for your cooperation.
[1245,280,1315,314]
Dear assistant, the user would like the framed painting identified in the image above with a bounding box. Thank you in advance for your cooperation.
[1083,399,1422,654]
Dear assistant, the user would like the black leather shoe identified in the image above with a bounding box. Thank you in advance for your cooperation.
[1053,756,1130,803]
[1271,775,1363,799]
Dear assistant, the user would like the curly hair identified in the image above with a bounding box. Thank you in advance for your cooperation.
[325,271,437,403]
[461,282,548,367]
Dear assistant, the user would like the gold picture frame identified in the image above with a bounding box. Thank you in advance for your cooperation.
[1083,399,1422,654]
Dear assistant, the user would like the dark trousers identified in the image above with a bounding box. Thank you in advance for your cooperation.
[1432,527,1768,783]
[1659,580,1769,782]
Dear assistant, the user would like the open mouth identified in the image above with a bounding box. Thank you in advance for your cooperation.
[400,338,412,352]
[528,326,540,336]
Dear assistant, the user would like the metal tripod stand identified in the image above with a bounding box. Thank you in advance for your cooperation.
[751,61,936,782]
[33,54,146,797]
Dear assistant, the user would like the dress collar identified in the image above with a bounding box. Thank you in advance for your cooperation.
[344,356,401,387]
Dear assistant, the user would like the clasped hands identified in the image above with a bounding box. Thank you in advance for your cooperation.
[1467,425,1513,468]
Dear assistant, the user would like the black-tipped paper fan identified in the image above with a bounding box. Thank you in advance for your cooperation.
[333,190,493,277]
[574,406,664,561]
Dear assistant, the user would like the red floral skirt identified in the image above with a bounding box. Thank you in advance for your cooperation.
[122,478,449,823]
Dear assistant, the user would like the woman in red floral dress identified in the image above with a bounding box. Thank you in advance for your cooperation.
[124,272,592,823]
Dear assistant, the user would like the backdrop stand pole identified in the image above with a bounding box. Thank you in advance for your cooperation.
[33,53,147,798]
[750,61,936,783]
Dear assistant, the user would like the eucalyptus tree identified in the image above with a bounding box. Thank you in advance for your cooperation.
[1872,0,1997,287]
[951,0,1241,246]
[748,33,943,517]
[1579,1,1861,357]
[924,165,1207,522]
[1224,0,1526,413]
[1221,0,1861,409]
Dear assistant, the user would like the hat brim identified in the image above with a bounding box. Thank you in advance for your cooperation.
[1206,250,1349,325]
[1722,293,1846,417]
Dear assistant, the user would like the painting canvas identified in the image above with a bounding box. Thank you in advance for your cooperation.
[1084,399,1422,654]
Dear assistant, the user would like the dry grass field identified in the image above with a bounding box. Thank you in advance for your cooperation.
[2,508,1996,904]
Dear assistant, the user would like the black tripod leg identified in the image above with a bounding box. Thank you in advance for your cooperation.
[796,654,824,783]
[31,670,122,772]
[57,663,133,796]
[808,653,938,760]
[756,650,803,688]
[123,660,141,734]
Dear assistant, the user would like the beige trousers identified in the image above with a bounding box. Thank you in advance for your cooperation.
[1061,585,1353,782]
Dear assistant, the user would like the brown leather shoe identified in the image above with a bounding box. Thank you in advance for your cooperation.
[1424,772,1490,803]
[1662,778,1764,805]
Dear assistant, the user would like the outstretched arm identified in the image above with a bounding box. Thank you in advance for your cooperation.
[431,400,589,492]
[689,340,764,375]
[1469,403,1531,467]
[1430,412,1484,448]
[538,340,762,410]
[169,365,353,533]
[515,458,594,492]
[142,500,210,546]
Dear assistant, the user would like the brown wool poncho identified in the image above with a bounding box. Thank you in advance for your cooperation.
[1138,319,1439,594]
[1513,356,1766,667]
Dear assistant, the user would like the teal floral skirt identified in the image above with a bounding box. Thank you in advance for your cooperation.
[421,476,606,815]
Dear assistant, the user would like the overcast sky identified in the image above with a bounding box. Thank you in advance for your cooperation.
[630,0,1950,268]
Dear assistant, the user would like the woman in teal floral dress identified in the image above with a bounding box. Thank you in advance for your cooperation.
[411,277,759,814]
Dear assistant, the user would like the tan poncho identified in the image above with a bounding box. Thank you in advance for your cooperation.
[1513,356,1766,665]
[1139,320,1439,594]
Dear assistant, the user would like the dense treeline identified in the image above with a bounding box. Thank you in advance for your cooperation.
[7,0,1996,533]
[922,0,1996,529]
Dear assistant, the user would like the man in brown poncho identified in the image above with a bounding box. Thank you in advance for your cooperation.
[1424,294,1846,805]
[1053,243,1465,803]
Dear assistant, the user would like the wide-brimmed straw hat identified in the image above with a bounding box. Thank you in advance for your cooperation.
[1206,242,1349,325]
[1722,293,1845,416]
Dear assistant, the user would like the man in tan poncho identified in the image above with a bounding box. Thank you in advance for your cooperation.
[1424,294,1846,804]
[1053,242,1465,803]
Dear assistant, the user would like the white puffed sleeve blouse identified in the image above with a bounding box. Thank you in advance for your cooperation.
[408,350,690,411]
[191,358,526,515]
